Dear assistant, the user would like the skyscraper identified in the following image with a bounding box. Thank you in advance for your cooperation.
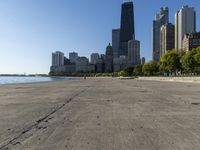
[152,7,169,62]
[105,43,113,72]
[175,6,196,50]
[69,52,78,64]
[128,39,140,66]
[112,29,120,58]
[141,57,146,65]
[52,51,64,67]
[160,23,175,57]
[90,53,100,64]
[119,1,135,57]
[75,57,89,72]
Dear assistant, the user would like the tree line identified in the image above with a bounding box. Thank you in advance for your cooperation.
[121,46,200,76]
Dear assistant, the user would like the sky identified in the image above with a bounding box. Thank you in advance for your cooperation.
[0,0,199,74]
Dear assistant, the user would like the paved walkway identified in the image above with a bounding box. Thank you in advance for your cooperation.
[0,78,200,150]
[139,76,200,83]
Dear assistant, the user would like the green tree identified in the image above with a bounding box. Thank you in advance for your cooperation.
[159,49,181,74]
[118,70,127,77]
[124,67,134,76]
[194,47,200,60]
[142,61,159,76]
[181,47,200,73]
[133,65,143,76]
[181,50,196,73]
[193,47,200,72]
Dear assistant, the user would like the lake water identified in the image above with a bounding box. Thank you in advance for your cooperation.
[0,76,80,85]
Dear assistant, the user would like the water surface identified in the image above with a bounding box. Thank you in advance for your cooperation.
[0,76,80,85]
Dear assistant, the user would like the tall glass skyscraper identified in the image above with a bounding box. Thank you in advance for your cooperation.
[119,1,135,57]
[112,29,120,59]
[152,7,169,62]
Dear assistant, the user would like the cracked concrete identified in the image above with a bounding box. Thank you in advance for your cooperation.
[0,78,200,150]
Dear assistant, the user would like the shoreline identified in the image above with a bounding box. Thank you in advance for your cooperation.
[0,76,82,85]
[2,76,200,86]
[138,76,200,83]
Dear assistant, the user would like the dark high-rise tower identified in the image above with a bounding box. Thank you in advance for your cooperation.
[105,43,114,72]
[119,1,135,57]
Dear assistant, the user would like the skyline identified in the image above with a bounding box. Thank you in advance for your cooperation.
[0,0,199,74]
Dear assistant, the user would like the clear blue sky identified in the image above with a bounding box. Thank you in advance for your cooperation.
[0,0,199,74]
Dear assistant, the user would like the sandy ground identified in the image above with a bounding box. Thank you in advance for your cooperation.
[0,78,200,150]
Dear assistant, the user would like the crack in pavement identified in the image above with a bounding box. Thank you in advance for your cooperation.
[0,87,90,150]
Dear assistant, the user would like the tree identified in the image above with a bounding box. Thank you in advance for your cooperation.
[181,47,200,73]
[124,67,134,76]
[193,47,200,73]
[142,61,159,76]
[118,70,127,77]
[193,47,200,63]
[133,65,143,76]
[159,49,181,74]
[181,50,196,73]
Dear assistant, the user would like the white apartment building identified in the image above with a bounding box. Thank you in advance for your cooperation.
[52,51,64,67]
[175,6,196,50]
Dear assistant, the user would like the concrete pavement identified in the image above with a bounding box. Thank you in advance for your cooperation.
[0,78,200,150]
